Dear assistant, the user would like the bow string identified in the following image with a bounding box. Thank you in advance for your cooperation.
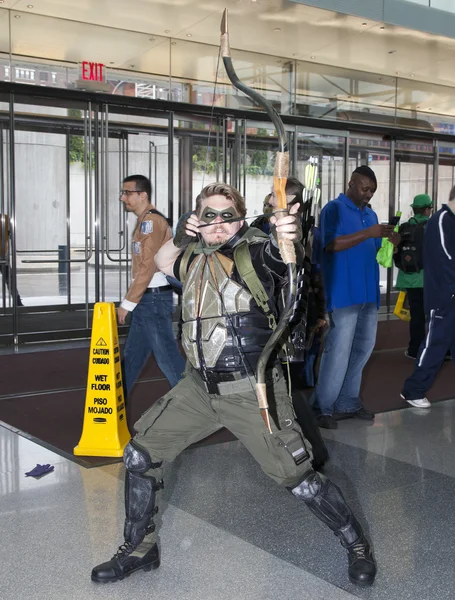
[220,9,297,433]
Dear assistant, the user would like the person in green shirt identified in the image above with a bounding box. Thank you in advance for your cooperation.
[396,193,433,359]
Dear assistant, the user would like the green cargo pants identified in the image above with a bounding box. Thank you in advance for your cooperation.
[133,368,311,509]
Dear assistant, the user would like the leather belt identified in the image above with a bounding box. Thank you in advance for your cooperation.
[144,285,172,294]
[204,370,254,384]
[192,367,280,396]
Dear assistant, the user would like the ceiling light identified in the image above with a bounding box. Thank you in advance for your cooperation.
[388,50,396,54]
[274,28,282,32]
[310,55,315,59]
[252,0,257,2]
[293,53,298,56]
[186,33,192,37]
[109,62,114,65]
[165,29,170,33]
[27,4,34,7]
[362,22,367,27]
[14,15,20,19]
[171,42,176,45]
[410,73,415,77]
[129,64,135,68]
[396,71,400,75]
[380,26,385,30]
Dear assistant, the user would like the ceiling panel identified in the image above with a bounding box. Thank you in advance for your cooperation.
[3,0,455,94]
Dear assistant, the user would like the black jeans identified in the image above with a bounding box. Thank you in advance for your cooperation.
[406,287,426,358]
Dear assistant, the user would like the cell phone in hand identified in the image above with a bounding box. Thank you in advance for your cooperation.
[389,211,402,227]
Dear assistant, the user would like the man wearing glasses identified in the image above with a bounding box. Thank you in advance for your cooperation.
[119,175,185,396]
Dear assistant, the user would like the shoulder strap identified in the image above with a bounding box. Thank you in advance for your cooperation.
[145,208,172,227]
[234,241,276,331]
[179,242,197,284]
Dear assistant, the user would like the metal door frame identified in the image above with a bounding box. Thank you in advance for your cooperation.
[1,97,98,344]
[0,84,449,343]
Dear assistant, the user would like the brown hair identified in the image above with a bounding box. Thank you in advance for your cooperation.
[195,183,246,218]
[449,185,455,202]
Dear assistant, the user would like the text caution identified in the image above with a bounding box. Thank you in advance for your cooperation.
[74,303,130,457]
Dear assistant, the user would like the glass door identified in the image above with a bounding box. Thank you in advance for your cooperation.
[0,95,180,345]
[438,140,455,206]
[0,96,97,344]
[296,127,348,215]
[393,137,436,312]
[100,106,175,314]
[395,138,436,220]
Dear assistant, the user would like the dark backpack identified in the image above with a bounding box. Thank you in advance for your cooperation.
[393,220,426,273]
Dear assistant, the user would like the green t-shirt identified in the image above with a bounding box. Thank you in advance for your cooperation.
[395,214,429,290]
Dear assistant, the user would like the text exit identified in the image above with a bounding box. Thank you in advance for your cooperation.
[81,61,105,82]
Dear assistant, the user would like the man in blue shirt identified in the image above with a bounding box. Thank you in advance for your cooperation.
[401,188,455,407]
[311,166,395,429]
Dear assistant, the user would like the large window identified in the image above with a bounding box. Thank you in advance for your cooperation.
[2,5,455,136]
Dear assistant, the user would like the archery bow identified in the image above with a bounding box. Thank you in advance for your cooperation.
[220,9,297,434]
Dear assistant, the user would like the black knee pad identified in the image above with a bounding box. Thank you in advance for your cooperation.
[290,470,323,501]
[123,442,164,547]
[123,439,162,473]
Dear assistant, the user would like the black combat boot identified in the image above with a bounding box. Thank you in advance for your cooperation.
[290,471,376,587]
[339,529,376,586]
[91,541,160,583]
[92,441,163,584]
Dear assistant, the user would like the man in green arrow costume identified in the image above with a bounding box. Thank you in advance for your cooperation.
[91,183,376,588]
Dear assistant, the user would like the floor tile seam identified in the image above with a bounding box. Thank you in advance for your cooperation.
[322,434,455,481]
[163,501,359,599]
[0,420,79,458]
[0,421,99,468]
[350,470,449,503]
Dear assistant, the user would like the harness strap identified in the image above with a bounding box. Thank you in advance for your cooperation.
[179,242,197,283]
[234,241,277,331]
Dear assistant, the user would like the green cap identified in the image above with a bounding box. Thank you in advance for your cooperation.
[411,193,433,208]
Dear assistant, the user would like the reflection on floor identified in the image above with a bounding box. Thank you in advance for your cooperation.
[2,399,455,600]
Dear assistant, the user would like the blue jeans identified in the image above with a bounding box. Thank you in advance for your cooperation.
[311,303,378,416]
[123,290,185,396]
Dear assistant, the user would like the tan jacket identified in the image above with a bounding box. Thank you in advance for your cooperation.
[123,205,172,308]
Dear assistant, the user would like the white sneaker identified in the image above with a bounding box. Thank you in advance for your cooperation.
[400,394,431,408]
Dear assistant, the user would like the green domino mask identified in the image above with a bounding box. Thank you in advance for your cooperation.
[200,206,238,224]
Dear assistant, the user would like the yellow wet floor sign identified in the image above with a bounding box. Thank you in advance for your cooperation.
[74,302,131,457]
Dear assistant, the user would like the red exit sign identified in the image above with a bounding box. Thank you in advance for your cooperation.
[81,61,105,82]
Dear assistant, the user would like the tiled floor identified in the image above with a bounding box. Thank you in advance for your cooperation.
[1,399,455,599]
